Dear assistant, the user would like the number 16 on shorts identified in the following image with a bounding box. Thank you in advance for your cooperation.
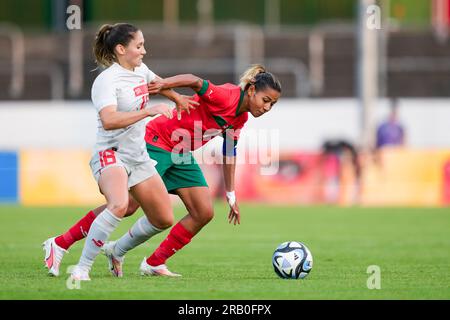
[99,149,117,168]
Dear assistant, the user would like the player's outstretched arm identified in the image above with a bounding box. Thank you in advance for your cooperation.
[223,155,240,225]
[151,75,200,120]
[148,74,204,94]
[99,104,172,130]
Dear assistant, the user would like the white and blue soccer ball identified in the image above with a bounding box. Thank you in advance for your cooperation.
[272,241,313,279]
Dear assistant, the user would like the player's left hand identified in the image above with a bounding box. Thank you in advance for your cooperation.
[227,198,240,225]
[175,95,198,120]
[147,103,173,119]
[147,79,165,95]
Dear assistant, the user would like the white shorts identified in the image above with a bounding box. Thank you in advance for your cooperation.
[90,149,158,189]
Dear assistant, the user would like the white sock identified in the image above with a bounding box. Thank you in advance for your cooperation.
[113,216,164,257]
[78,208,121,270]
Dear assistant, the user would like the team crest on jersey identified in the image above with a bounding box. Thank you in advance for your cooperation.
[133,84,149,97]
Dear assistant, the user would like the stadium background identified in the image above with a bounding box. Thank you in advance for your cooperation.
[1,0,450,207]
[0,0,450,301]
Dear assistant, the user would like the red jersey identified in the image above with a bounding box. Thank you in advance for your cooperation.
[145,80,248,153]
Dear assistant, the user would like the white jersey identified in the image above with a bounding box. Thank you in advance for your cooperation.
[91,62,156,165]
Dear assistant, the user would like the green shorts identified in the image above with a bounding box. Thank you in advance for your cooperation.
[146,144,208,193]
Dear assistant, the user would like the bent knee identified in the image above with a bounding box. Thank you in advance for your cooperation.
[194,207,214,226]
[151,210,174,230]
[158,216,174,229]
[124,201,140,217]
[203,209,214,224]
[108,201,129,217]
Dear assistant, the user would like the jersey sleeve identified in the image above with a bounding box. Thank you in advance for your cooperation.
[91,74,118,112]
[222,119,247,157]
[225,120,245,141]
[141,63,156,83]
[221,115,248,156]
[197,80,233,113]
[222,130,239,156]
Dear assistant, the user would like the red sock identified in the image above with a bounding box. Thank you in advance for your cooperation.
[54,211,97,250]
[147,222,193,266]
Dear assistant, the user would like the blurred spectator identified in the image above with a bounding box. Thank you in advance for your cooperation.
[321,139,361,205]
[376,99,405,149]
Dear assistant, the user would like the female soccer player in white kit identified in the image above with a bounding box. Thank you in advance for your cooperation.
[68,23,196,281]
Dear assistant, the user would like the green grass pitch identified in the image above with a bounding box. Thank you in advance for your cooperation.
[0,203,449,299]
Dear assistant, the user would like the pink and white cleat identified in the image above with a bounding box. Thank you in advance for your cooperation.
[139,257,181,277]
[101,241,124,277]
[42,237,67,277]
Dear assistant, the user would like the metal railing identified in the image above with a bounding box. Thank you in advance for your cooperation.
[3,22,450,100]
[0,61,64,101]
[149,57,310,97]
[0,23,25,98]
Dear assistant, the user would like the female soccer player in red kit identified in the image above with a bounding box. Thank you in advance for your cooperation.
[43,64,281,277]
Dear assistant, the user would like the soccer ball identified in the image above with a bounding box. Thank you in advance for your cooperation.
[272,241,313,279]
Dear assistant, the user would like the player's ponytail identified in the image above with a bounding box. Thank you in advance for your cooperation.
[239,64,265,90]
[239,64,282,93]
[93,23,139,68]
[94,24,114,68]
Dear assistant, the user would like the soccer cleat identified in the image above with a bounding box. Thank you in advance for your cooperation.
[139,257,181,277]
[70,265,91,281]
[101,241,124,277]
[42,237,67,277]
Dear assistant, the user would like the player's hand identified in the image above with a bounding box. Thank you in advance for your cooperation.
[175,95,199,120]
[147,79,165,95]
[227,198,240,225]
[147,103,173,119]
